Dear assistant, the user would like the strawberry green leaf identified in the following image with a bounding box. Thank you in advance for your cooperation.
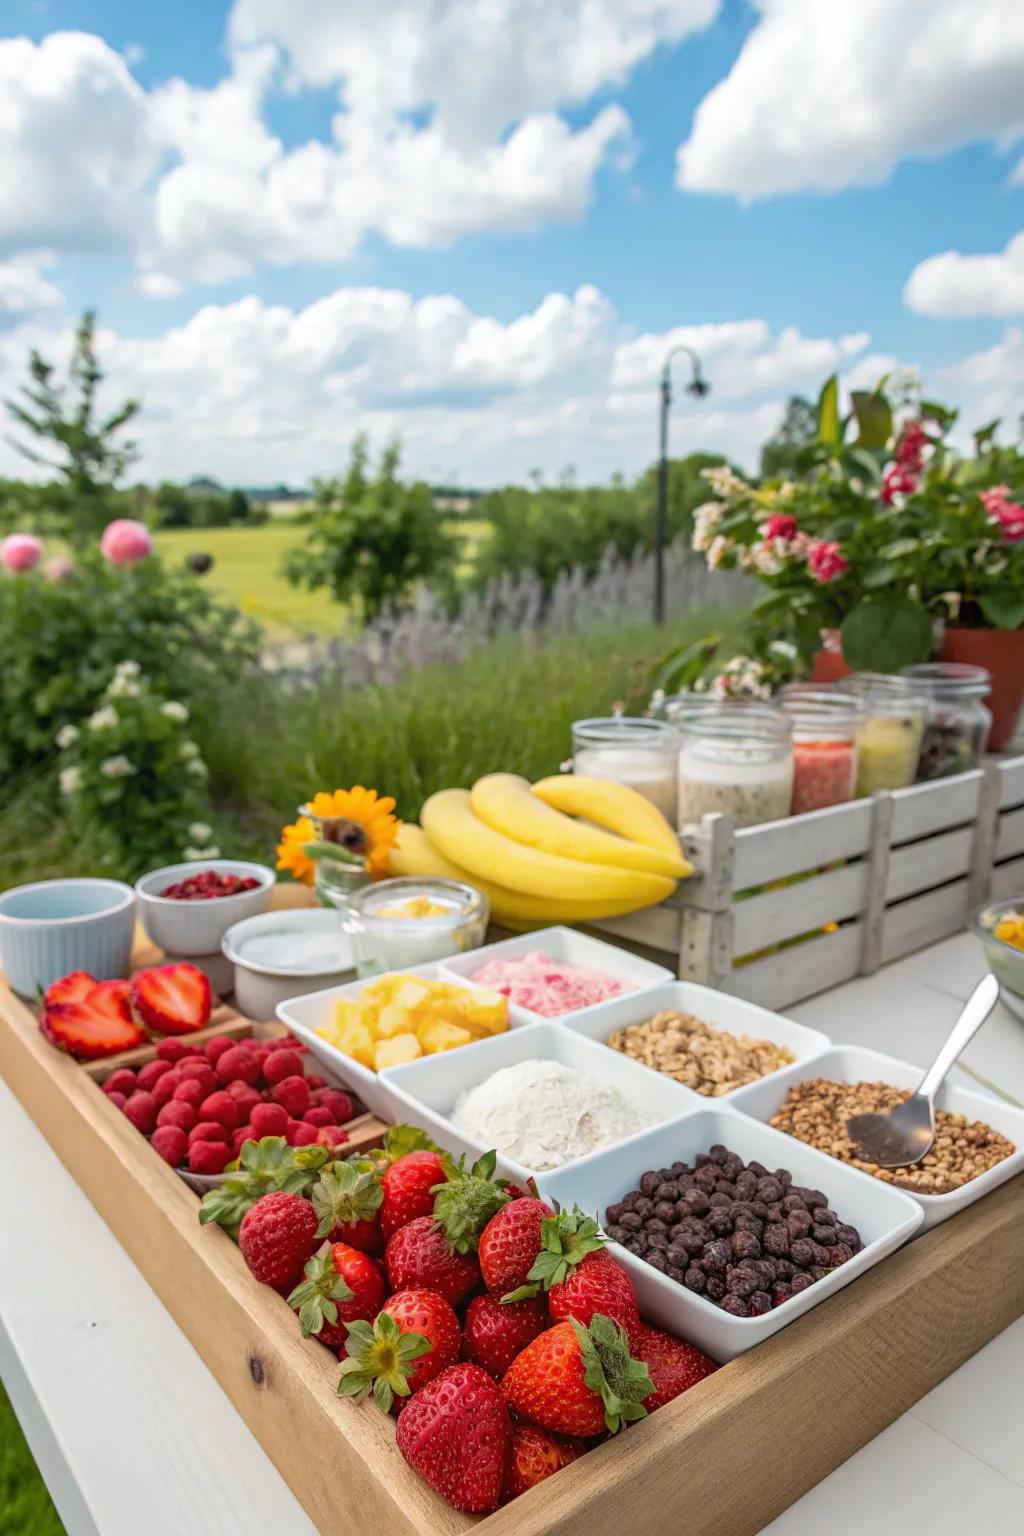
[286,1242,353,1336]
[521,1206,605,1291]
[432,1149,511,1254]
[572,1314,653,1434]
[311,1161,383,1239]
[337,1311,431,1415]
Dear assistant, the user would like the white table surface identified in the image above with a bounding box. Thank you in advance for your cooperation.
[2,932,1023,1535]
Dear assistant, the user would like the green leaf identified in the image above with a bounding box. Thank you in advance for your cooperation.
[862,562,895,589]
[979,592,1024,631]
[301,839,366,867]
[816,374,841,448]
[973,419,1000,455]
[878,538,920,562]
[839,597,933,673]
[850,390,893,451]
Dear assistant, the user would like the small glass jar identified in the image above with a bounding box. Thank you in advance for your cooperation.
[341,877,488,976]
[778,691,863,815]
[677,708,794,829]
[902,663,992,781]
[571,717,680,824]
[837,674,926,795]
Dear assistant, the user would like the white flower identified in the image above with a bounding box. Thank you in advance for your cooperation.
[114,660,140,678]
[769,641,798,660]
[183,844,221,860]
[185,757,208,778]
[100,754,134,778]
[59,766,82,795]
[88,704,119,732]
[187,822,213,843]
[180,740,200,760]
[692,501,724,552]
[160,701,189,723]
[706,535,730,570]
[107,673,140,699]
[702,464,749,497]
[56,724,79,749]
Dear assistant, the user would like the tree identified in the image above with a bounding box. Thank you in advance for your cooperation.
[5,311,140,545]
[759,395,818,478]
[635,451,731,543]
[284,436,458,625]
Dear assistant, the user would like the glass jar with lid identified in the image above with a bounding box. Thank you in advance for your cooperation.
[837,673,926,795]
[341,876,488,976]
[777,690,864,814]
[571,717,680,823]
[676,707,794,829]
[901,663,992,780]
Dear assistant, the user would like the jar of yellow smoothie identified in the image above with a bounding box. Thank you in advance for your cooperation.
[838,673,925,795]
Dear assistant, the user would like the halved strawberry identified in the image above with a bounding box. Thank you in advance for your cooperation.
[43,970,97,1008]
[130,964,212,1035]
[43,981,145,1060]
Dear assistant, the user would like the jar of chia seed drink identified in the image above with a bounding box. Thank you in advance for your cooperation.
[901,663,992,780]
[778,690,864,815]
[837,674,926,795]
[677,707,794,829]
[571,717,681,823]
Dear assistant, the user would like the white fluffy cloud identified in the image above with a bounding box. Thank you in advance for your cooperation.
[0,255,61,327]
[905,229,1024,316]
[611,320,865,401]
[939,326,1024,432]
[677,0,1024,199]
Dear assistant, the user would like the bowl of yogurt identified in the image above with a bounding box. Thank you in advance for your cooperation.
[222,909,356,1020]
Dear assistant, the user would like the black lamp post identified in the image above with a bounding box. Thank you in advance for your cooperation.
[654,344,710,623]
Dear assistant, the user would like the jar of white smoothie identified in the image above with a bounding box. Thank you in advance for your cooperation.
[677,707,794,829]
[571,717,681,823]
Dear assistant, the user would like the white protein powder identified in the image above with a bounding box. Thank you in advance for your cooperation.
[451,1058,653,1171]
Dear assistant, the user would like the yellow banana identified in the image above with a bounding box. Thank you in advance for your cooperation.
[420,790,677,906]
[470,772,688,879]
[532,774,686,861]
[389,824,674,928]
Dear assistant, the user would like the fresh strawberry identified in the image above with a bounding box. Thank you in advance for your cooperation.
[548,1251,640,1343]
[42,979,144,1059]
[338,1288,461,1412]
[43,969,97,1008]
[431,1151,511,1255]
[288,1240,386,1349]
[395,1362,510,1514]
[463,1293,549,1380]
[130,963,212,1036]
[198,1135,331,1233]
[502,1423,585,1503]
[477,1197,554,1297]
[311,1162,384,1253]
[239,1191,319,1292]
[501,1315,652,1438]
[631,1325,717,1412]
[380,1150,449,1240]
[385,1217,481,1310]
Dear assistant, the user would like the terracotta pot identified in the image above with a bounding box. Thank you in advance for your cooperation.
[941,627,1024,751]
[810,630,852,684]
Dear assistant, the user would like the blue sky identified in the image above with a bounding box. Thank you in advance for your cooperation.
[1,0,1023,486]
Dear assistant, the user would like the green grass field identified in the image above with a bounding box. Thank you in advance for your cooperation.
[154,518,491,635]
[1,1382,65,1536]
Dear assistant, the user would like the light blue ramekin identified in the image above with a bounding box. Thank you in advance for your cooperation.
[0,878,136,998]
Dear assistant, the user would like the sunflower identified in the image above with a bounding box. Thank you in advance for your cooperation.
[277,787,401,884]
[276,815,317,885]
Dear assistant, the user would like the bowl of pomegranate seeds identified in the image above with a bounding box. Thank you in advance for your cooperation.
[135,859,275,973]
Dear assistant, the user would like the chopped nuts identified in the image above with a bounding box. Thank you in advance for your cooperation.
[769,1078,1016,1195]
[608,1010,795,1096]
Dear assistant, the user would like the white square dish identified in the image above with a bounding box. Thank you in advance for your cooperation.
[563,980,830,1098]
[535,1105,922,1363]
[382,1020,701,1181]
[276,962,531,1118]
[728,1044,1024,1233]
[438,926,673,1021]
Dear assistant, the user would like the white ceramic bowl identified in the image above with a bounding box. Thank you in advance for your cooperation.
[438,925,673,1021]
[136,860,274,957]
[0,878,135,996]
[223,908,355,1022]
[383,1019,702,1181]
[278,962,533,1118]
[728,1043,1024,1232]
[563,979,830,1098]
[536,1105,922,1363]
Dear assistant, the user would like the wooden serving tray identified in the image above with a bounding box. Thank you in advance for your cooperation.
[3,971,1024,1536]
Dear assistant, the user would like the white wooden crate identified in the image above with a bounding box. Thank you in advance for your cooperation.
[584,754,1024,1013]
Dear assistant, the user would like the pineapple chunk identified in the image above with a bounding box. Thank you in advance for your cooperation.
[375,1001,417,1039]
[374,1033,422,1070]
[391,978,433,1012]
[331,998,364,1032]
[330,1020,376,1068]
[456,988,509,1037]
[417,1019,474,1054]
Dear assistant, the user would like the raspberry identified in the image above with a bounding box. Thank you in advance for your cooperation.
[151,1069,182,1106]
[263,1048,302,1085]
[157,1100,197,1132]
[224,1082,262,1119]
[203,1034,236,1065]
[103,1067,138,1097]
[289,1122,317,1148]
[106,1090,127,1110]
[177,1060,217,1096]
[155,1038,190,1062]
[314,1125,347,1150]
[233,1125,254,1155]
[189,1140,232,1175]
[314,1088,354,1124]
[303,1105,333,1127]
[249,1102,288,1137]
[265,1035,297,1052]
[305,1074,326,1090]
[123,1091,157,1134]
[238,1192,318,1290]
[189,1120,229,1146]
[151,1126,188,1166]
[199,1090,240,1130]
[216,1045,261,1086]
[251,1042,273,1063]
[272,1075,311,1117]
[173,1078,204,1108]
[136,1059,173,1093]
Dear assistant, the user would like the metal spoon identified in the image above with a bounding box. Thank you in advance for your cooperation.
[845,973,1000,1168]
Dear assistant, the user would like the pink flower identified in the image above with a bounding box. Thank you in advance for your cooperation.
[100,518,153,565]
[1,533,43,572]
[762,513,799,541]
[980,484,1024,540]
[808,540,848,584]
[880,464,919,505]
[43,554,75,583]
[894,421,930,471]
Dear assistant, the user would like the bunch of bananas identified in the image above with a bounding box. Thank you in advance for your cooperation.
[388,773,691,929]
